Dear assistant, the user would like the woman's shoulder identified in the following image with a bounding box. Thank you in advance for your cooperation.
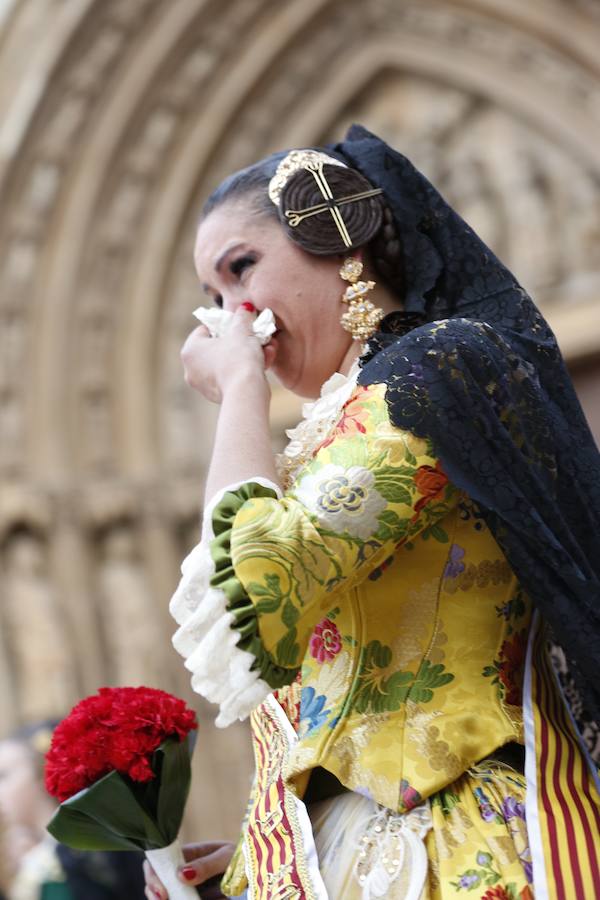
[359,316,515,392]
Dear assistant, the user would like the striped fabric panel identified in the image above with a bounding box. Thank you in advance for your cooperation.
[529,617,600,899]
[244,699,323,900]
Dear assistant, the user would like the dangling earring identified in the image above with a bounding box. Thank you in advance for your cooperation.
[339,257,384,342]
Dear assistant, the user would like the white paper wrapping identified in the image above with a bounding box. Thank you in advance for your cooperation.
[145,838,199,900]
[193,306,276,345]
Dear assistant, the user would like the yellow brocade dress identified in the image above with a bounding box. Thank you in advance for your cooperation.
[171,368,600,900]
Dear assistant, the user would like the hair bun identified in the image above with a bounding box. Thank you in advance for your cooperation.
[278,163,384,255]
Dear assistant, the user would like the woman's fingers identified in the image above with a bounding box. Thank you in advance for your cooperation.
[177,841,235,886]
[143,859,167,900]
[181,841,233,860]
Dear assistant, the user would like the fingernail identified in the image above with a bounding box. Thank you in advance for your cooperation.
[180,866,196,882]
[240,301,256,312]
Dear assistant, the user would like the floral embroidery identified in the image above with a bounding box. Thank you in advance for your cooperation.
[298,686,331,736]
[399,778,422,808]
[502,794,526,822]
[295,464,387,539]
[474,786,504,825]
[444,543,466,578]
[276,362,360,488]
[480,885,531,900]
[413,460,449,513]
[451,851,501,891]
[483,630,527,705]
[445,558,512,594]
[353,643,455,713]
[495,589,527,623]
[309,618,342,664]
[317,386,370,450]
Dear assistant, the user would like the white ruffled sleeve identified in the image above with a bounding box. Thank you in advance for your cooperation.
[169,478,283,728]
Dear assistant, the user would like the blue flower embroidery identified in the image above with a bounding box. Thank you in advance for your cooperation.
[299,686,331,736]
[444,543,465,579]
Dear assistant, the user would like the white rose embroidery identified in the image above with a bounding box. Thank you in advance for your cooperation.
[295,464,387,539]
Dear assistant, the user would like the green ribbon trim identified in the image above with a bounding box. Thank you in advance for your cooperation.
[210,483,299,690]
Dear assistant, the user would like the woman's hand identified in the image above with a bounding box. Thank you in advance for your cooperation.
[143,840,235,899]
[181,306,275,404]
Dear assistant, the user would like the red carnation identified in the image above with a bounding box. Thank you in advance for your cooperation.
[45,687,197,802]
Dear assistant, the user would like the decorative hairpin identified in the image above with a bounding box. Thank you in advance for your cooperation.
[268,149,383,249]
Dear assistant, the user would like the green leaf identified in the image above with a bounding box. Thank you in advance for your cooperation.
[426,523,449,543]
[48,769,163,851]
[415,660,455,689]
[154,735,194,845]
[369,640,392,668]
[374,478,413,505]
[410,686,434,703]
[249,573,284,614]
[379,509,403,528]
[281,599,300,628]
[47,804,141,851]
[255,596,282,614]
[404,447,417,466]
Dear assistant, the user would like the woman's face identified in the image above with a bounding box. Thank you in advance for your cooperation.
[194,201,356,397]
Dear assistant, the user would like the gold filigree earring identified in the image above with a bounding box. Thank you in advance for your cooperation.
[339,257,384,342]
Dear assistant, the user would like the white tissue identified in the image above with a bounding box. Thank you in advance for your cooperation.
[193,306,277,346]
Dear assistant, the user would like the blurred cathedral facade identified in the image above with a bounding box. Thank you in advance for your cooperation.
[0,0,599,840]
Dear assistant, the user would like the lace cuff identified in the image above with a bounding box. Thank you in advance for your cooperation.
[170,478,294,728]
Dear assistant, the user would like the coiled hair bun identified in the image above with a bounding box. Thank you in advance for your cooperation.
[278,163,384,255]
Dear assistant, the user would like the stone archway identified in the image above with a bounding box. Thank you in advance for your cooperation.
[1,0,599,839]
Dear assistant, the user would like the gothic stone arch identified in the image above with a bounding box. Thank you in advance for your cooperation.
[1,0,599,839]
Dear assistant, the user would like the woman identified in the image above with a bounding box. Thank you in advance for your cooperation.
[145,126,600,899]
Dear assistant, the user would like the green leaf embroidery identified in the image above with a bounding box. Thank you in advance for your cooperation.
[422,522,449,543]
[373,466,414,505]
[374,509,408,542]
[281,599,300,628]
[248,573,287,615]
[409,659,455,703]
[353,643,455,714]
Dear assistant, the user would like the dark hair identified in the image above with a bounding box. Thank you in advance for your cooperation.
[200,151,405,301]
[201,153,286,223]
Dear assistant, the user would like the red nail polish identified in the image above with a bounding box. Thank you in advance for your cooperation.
[180,867,196,882]
[240,301,255,312]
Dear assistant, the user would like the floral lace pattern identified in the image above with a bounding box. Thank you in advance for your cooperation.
[276,360,359,488]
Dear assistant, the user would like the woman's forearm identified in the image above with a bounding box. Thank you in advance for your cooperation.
[204,372,280,504]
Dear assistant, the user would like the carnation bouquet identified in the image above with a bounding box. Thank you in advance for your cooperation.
[45,686,199,899]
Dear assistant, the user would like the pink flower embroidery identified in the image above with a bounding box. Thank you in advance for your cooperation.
[309,618,342,664]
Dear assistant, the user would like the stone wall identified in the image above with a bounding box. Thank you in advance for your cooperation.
[0,0,599,840]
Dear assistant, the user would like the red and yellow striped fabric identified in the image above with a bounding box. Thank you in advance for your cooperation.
[526,615,600,899]
[244,695,326,900]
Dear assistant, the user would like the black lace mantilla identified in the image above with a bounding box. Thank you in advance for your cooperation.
[332,126,600,724]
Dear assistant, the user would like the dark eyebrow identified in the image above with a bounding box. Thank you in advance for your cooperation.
[214,242,247,274]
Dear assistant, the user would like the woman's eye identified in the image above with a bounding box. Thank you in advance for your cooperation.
[213,294,223,308]
[229,255,255,277]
